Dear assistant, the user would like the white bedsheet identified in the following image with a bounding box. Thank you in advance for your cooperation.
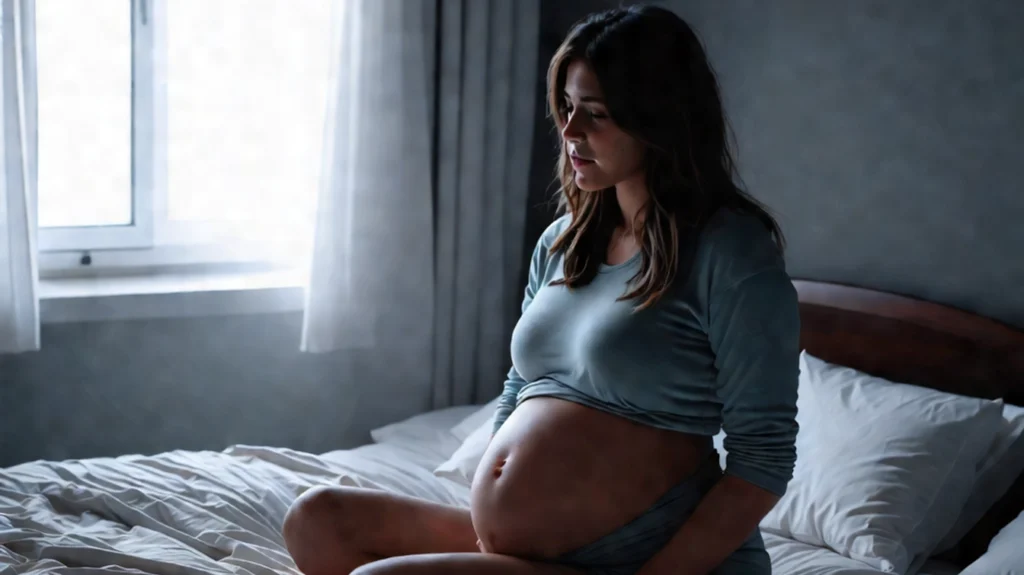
[0,441,465,575]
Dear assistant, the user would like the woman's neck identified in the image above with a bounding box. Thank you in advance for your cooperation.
[614,176,649,231]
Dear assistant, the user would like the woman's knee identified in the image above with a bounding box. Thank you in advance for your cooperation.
[349,556,406,575]
[283,485,352,549]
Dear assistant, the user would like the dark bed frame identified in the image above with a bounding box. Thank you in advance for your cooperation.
[794,279,1024,567]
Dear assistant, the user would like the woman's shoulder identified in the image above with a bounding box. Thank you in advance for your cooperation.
[692,206,788,293]
[699,207,778,252]
[536,212,573,250]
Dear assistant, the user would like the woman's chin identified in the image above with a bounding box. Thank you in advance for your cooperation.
[574,172,606,192]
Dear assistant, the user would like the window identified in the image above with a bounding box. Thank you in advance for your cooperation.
[36,0,336,274]
[37,1,138,247]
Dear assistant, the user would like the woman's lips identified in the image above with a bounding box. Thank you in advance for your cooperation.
[570,155,595,168]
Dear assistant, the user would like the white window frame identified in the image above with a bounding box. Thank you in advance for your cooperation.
[38,0,314,278]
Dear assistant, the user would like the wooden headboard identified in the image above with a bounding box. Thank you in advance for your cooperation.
[794,279,1024,565]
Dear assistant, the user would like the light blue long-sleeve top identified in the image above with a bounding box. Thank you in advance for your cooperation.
[493,208,801,497]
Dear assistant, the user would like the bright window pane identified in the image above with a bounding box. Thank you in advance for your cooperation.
[166,0,334,243]
[36,0,133,228]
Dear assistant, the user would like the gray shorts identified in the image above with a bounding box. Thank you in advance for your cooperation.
[548,451,771,575]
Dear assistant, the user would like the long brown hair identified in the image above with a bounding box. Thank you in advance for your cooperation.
[547,5,784,311]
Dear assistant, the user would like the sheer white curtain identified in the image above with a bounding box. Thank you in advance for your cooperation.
[302,0,436,352]
[0,0,38,354]
[302,0,540,410]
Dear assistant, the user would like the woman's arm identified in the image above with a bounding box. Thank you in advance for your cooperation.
[493,367,528,435]
[637,475,779,575]
[493,220,556,435]
[640,269,801,574]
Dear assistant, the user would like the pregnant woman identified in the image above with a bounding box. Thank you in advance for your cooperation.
[283,5,800,575]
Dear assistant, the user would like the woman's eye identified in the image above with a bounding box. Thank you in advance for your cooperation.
[564,103,606,121]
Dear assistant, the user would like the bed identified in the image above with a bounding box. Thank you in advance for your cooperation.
[2,280,1023,575]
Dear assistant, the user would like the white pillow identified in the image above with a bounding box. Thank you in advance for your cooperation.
[935,403,1024,553]
[450,396,500,442]
[370,405,479,460]
[759,352,1005,574]
[960,509,1024,575]
[434,414,494,488]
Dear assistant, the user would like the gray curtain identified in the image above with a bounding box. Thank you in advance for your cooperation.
[431,0,540,408]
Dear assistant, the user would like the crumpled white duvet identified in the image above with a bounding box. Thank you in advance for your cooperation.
[0,443,467,575]
[0,420,961,575]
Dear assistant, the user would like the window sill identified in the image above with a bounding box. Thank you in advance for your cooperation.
[39,268,306,324]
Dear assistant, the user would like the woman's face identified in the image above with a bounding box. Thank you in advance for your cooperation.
[561,59,645,192]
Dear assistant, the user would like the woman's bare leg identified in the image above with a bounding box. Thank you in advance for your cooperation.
[283,486,480,575]
[351,553,581,575]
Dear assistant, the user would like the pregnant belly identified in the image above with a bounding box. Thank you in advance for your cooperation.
[469,396,711,559]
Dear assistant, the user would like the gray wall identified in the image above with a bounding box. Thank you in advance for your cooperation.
[0,312,432,467]
[658,0,1024,328]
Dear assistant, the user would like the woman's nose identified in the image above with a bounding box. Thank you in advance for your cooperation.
[562,115,584,143]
